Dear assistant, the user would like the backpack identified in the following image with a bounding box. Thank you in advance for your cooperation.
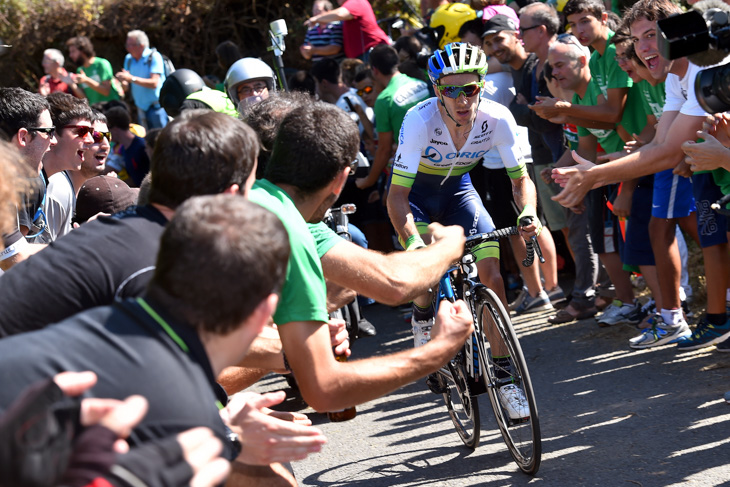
[125,48,175,78]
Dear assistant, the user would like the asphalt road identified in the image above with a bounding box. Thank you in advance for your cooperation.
[253,303,730,486]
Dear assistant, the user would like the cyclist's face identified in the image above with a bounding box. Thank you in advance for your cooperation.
[437,73,481,127]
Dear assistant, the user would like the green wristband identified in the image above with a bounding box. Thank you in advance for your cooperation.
[405,234,426,251]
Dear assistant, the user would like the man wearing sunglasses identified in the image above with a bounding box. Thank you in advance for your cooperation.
[0,88,57,270]
[68,109,112,197]
[387,42,539,420]
[42,93,94,241]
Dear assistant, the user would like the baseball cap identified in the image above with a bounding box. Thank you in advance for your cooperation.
[74,175,139,224]
[482,15,519,37]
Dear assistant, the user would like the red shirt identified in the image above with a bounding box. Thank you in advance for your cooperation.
[341,0,389,58]
[39,75,72,95]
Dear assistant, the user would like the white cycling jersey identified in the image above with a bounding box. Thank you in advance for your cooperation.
[391,97,527,189]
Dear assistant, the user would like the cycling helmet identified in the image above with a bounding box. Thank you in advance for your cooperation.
[159,69,206,117]
[427,42,488,85]
[429,3,477,48]
[224,57,276,103]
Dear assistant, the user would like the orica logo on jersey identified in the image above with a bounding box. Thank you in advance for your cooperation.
[425,146,488,163]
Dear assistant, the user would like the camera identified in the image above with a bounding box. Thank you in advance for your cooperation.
[657,0,730,113]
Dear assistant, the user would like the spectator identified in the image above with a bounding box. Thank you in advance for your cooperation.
[300,0,345,64]
[393,35,431,83]
[459,18,487,47]
[74,175,138,225]
[224,57,276,111]
[0,194,327,478]
[0,110,258,338]
[305,0,390,62]
[288,70,317,95]
[355,44,430,190]
[38,49,73,96]
[353,68,378,108]
[115,30,168,129]
[68,109,111,196]
[470,0,520,25]
[0,88,56,268]
[160,68,238,118]
[211,40,242,91]
[340,57,364,87]
[43,92,94,240]
[66,35,120,105]
[106,105,150,187]
[429,2,477,48]
[481,12,568,314]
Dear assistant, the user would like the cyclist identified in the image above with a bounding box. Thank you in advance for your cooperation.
[387,42,540,419]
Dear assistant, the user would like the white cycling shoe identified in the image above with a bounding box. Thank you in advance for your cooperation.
[498,384,530,419]
[412,317,434,348]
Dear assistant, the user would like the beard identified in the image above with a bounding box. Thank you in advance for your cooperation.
[307,192,339,224]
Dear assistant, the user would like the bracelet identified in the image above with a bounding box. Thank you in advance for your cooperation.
[131,76,136,84]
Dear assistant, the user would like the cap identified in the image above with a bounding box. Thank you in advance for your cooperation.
[482,15,519,37]
[74,175,139,224]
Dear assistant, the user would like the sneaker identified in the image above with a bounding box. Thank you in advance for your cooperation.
[509,287,528,311]
[597,300,642,327]
[677,317,730,351]
[412,317,434,348]
[497,384,530,419]
[629,315,691,349]
[513,290,553,315]
[357,317,377,337]
[716,337,730,352]
[546,285,566,304]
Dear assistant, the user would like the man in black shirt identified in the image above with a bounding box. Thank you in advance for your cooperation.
[0,88,57,269]
[0,194,322,469]
[0,109,258,337]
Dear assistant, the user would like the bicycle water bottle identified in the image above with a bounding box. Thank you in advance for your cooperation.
[327,354,357,422]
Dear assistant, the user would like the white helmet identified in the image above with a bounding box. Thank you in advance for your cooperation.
[224,57,276,103]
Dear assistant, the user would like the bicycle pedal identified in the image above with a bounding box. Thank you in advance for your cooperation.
[426,374,447,394]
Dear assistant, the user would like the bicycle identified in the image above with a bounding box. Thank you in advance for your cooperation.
[430,217,543,475]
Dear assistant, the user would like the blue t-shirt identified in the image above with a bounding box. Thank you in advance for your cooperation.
[124,48,166,110]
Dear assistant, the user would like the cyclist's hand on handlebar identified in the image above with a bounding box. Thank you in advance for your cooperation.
[517,204,542,240]
[430,300,474,352]
[328,318,350,357]
[222,391,327,465]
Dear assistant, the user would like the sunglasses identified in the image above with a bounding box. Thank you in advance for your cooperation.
[519,24,541,34]
[63,124,93,138]
[27,126,56,138]
[356,85,373,97]
[438,82,483,99]
[92,131,112,143]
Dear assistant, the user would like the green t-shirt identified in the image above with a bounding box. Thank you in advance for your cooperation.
[249,179,329,325]
[374,73,429,135]
[308,221,342,258]
[589,30,632,99]
[620,84,649,138]
[712,169,730,205]
[638,80,665,120]
[574,81,625,154]
[78,57,119,105]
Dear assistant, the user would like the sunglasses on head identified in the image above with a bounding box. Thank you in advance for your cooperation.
[92,131,112,143]
[356,85,373,97]
[438,82,483,99]
[63,124,93,138]
[27,126,56,138]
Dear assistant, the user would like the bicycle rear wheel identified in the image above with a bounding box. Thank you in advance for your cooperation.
[441,353,481,449]
[475,286,541,475]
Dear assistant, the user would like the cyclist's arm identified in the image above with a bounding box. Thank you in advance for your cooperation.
[320,222,465,305]
[277,299,473,412]
[386,184,420,244]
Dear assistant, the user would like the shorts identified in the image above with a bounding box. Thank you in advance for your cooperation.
[533,163,568,231]
[480,166,520,230]
[409,174,497,262]
[587,186,619,255]
[652,168,695,219]
[623,181,655,267]
[692,172,728,248]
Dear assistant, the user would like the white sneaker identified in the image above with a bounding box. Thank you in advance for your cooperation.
[498,384,530,419]
[412,317,434,348]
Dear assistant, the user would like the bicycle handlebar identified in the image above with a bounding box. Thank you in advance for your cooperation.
[464,217,545,267]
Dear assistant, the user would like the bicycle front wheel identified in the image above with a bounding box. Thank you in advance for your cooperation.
[441,353,481,449]
[475,286,541,475]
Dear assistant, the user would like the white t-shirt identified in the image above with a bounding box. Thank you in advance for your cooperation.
[44,171,76,241]
[664,58,730,116]
[335,88,374,137]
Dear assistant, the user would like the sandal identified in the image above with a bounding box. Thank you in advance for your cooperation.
[548,304,598,324]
